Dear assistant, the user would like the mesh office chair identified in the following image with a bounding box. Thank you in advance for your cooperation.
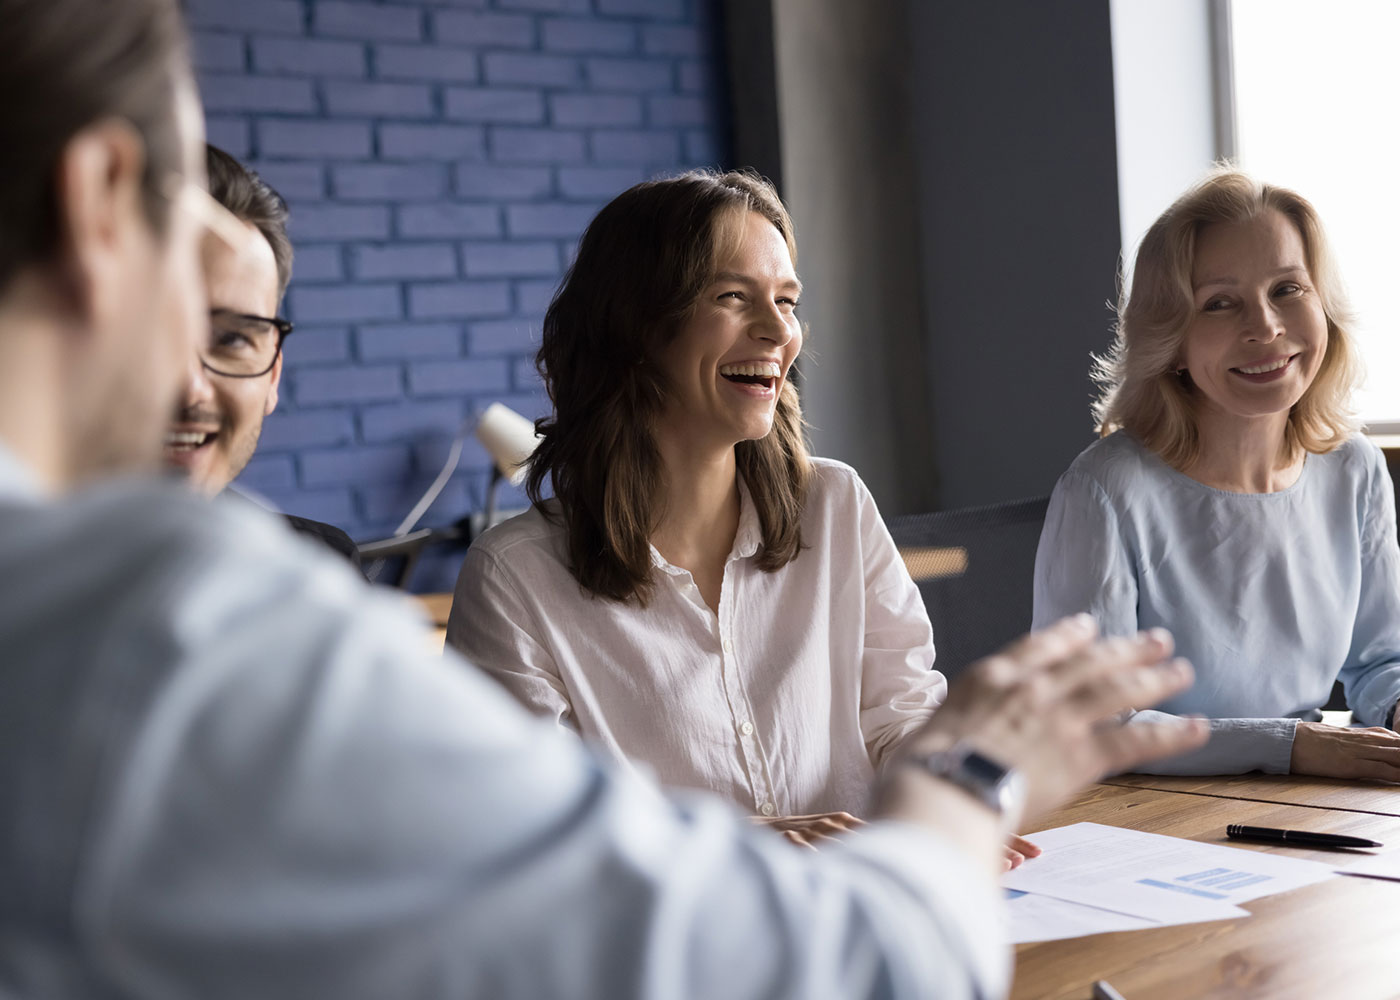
[887,496,1051,682]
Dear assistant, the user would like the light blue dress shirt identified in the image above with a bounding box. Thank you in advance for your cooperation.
[1033,431,1400,775]
[0,443,1006,999]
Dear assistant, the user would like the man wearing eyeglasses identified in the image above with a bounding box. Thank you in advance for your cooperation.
[165,145,360,567]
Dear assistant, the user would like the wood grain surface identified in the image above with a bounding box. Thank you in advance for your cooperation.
[1011,783,1400,1000]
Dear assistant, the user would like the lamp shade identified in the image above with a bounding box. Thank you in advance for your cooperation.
[475,403,540,486]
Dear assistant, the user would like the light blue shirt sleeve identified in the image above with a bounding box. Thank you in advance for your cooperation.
[1338,443,1400,729]
[0,468,1010,1000]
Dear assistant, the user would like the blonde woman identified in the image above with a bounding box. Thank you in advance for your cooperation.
[1034,168,1400,778]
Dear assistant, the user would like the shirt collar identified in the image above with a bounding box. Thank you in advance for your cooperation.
[0,438,43,502]
[649,474,763,575]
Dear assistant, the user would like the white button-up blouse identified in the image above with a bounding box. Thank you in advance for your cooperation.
[448,458,946,816]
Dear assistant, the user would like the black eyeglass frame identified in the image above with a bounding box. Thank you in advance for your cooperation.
[202,309,295,379]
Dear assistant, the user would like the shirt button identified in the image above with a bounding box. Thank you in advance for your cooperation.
[760,802,776,816]
[739,720,754,736]
[722,638,733,654]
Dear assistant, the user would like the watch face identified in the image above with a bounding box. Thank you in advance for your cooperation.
[961,750,1010,786]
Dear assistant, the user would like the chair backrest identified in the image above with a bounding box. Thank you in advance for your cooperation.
[887,495,1051,682]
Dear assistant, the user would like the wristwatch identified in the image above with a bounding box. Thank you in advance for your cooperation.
[909,744,1026,819]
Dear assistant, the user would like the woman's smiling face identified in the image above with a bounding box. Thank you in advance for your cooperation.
[1179,208,1329,428]
[653,209,803,453]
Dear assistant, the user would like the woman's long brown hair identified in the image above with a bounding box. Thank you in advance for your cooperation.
[527,169,811,605]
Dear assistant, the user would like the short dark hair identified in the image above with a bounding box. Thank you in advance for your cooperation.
[527,170,812,605]
[0,0,188,294]
[205,145,294,301]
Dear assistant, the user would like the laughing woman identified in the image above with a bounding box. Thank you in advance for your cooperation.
[1034,168,1400,778]
[449,171,1031,855]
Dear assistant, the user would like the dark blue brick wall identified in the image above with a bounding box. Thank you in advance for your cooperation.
[186,0,729,591]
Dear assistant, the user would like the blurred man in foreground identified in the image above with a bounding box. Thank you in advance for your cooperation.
[0,1,1208,997]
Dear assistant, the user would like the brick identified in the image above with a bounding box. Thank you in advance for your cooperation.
[408,281,512,320]
[361,400,466,443]
[454,164,552,199]
[267,488,358,529]
[397,204,501,238]
[295,366,404,408]
[506,203,598,239]
[192,32,246,73]
[550,94,642,127]
[647,95,710,127]
[556,165,644,199]
[541,19,638,54]
[288,205,391,241]
[408,358,511,395]
[590,129,680,164]
[433,10,535,48]
[461,242,559,278]
[235,454,297,492]
[206,118,251,159]
[444,88,544,124]
[678,59,715,94]
[379,123,485,161]
[482,52,581,88]
[490,127,586,164]
[357,323,464,361]
[301,444,412,487]
[282,327,352,363]
[313,2,422,42]
[684,128,722,164]
[586,57,674,92]
[201,74,316,114]
[374,44,479,83]
[290,283,402,324]
[289,246,344,282]
[259,119,371,159]
[186,0,303,35]
[253,37,367,77]
[257,409,356,451]
[643,24,707,56]
[245,161,325,202]
[469,318,540,355]
[596,0,684,17]
[332,164,448,201]
[323,80,433,118]
[349,244,458,280]
[514,279,558,314]
[497,0,591,10]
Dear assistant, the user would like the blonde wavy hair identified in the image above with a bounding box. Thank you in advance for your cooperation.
[1093,166,1361,468]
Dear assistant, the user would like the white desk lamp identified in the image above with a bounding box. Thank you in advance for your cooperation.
[474,402,541,529]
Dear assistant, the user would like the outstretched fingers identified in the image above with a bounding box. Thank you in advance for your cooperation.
[1092,713,1210,775]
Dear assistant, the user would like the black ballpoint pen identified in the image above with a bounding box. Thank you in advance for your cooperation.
[1226,824,1383,849]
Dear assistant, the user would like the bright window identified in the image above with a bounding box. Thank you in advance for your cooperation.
[1231,0,1400,426]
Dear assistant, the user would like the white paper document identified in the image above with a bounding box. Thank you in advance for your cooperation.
[1339,847,1400,882]
[1003,822,1336,924]
[1005,889,1242,944]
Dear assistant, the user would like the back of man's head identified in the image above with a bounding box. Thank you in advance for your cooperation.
[0,0,188,295]
[205,145,293,302]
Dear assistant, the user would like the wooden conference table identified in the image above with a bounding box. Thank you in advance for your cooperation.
[1012,775,1400,1000]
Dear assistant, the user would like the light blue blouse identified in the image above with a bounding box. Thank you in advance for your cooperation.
[1033,431,1400,775]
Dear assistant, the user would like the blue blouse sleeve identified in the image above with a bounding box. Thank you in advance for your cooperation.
[1339,441,1400,730]
[1032,470,1138,637]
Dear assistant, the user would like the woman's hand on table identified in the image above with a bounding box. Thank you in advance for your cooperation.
[755,811,864,849]
[1290,721,1400,781]
[1003,833,1042,871]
